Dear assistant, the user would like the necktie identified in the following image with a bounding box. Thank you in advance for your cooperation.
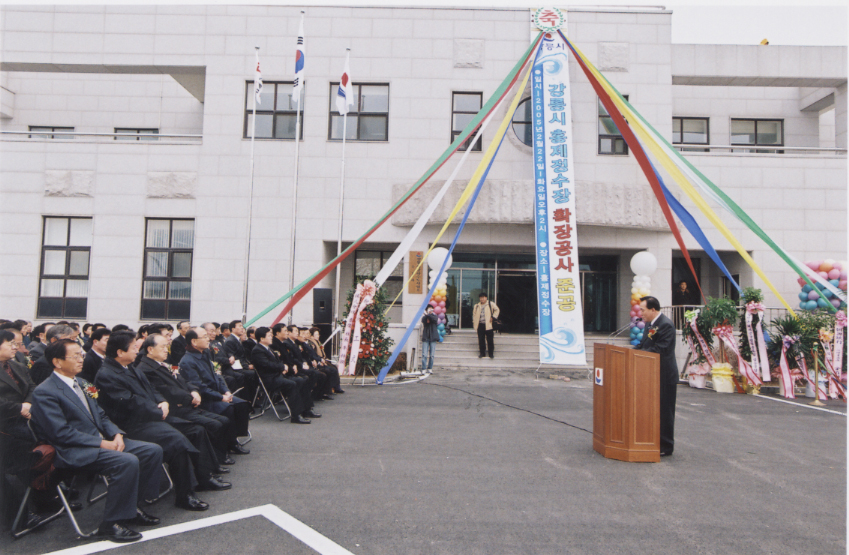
[4,361,20,388]
[72,380,104,438]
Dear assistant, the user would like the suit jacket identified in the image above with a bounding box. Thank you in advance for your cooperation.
[94,357,167,430]
[28,355,53,386]
[283,338,308,367]
[0,359,35,423]
[179,349,228,406]
[637,313,679,385]
[223,335,249,368]
[472,302,500,331]
[27,341,45,361]
[170,334,187,366]
[30,373,123,468]
[137,355,197,408]
[300,340,323,364]
[79,348,104,383]
[250,344,287,380]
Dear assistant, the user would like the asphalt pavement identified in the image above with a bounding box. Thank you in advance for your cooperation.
[3,367,846,555]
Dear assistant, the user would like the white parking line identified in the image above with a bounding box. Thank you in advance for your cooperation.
[757,394,847,416]
[42,504,355,555]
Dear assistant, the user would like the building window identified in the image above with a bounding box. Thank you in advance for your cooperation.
[354,250,402,303]
[114,128,159,141]
[452,92,482,151]
[512,98,532,146]
[38,217,92,319]
[29,126,74,139]
[328,83,389,141]
[243,81,304,140]
[672,117,709,152]
[731,119,784,153]
[141,219,194,321]
[598,96,629,155]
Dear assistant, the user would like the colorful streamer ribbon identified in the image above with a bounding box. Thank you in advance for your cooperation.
[778,336,799,399]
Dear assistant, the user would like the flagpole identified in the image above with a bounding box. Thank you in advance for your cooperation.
[333,48,351,345]
[288,11,305,326]
[242,46,260,324]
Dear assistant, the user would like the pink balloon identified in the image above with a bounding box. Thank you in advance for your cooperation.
[840,280,847,291]
[636,321,645,329]
[841,271,848,280]
[831,299,842,308]
[439,301,446,308]
[797,277,807,287]
[828,269,841,280]
[832,262,842,270]
[806,260,821,271]
[818,271,829,279]
[429,300,437,308]
[808,290,820,300]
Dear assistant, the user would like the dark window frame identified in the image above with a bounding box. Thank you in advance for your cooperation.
[29,126,75,139]
[598,95,629,156]
[451,91,483,152]
[140,218,194,322]
[328,82,389,142]
[114,128,160,141]
[730,118,785,153]
[242,80,305,141]
[512,97,533,146]
[672,116,710,152]
[354,250,402,302]
[37,216,91,319]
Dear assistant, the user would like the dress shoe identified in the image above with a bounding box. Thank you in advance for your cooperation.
[478,355,484,358]
[127,507,160,526]
[334,388,345,394]
[197,476,232,491]
[291,415,311,424]
[216,466,231,474]
[94,521,143,543]
[175,493,209,511]
[221,455,236,465]
[303,409,321,418]
[320,394,334,401]
[229,444,250,455]
[489,355,494,359]
[20,511,48,531]
[59,482,80,501]
[660,450,673,457]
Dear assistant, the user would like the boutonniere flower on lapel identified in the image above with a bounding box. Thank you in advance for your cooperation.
[212,362,222,375]
[647,327,658,340]
[78,378,99,399]
[212,345,219,354]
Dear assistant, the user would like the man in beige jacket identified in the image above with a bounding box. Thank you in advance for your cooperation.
[472,293,500,359]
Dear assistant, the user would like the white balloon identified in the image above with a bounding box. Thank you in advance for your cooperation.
[427,247,453,270]
[630,251,657,276]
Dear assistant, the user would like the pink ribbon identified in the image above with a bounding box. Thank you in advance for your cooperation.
[714,325,762,387]
[745,301,771,382]
[337,284,364,375]
[689,317,715,366]
[834,312,846,383]
[778,336,797,399]
[347,285,376,376]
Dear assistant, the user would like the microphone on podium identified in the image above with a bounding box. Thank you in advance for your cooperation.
[608,318,641,344]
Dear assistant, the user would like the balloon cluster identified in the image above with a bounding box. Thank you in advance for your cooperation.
[796,259,848,311]
[628,252,658,347]
[426,248,453,340]
[629,275,651,346]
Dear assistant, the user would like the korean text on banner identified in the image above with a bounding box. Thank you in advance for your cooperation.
[532,31,587,366]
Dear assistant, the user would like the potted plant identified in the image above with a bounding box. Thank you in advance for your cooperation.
[702,297,739,393]
[680,307,713,388]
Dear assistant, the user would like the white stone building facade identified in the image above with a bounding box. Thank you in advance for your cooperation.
[0,6,845,350]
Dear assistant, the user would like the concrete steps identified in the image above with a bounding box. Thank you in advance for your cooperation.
[426,331,631,374]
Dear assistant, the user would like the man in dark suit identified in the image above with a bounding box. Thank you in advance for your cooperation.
[79,327,109,383]
[169,321,189,366]
[251,327,316,424]
[272,324,327,402]
[636,296,678,457]
[28,325,76,385]
[296,327,340,397]
[137,334,234,467]
[179,328,251,455]
[222,321,258,402]
[30,339,163,542]
[94,332,222,511]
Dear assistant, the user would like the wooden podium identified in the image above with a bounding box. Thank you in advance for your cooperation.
[592,343,660,463]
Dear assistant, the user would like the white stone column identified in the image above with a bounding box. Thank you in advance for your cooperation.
[836,83,847,149]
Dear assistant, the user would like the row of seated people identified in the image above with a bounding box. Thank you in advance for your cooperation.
[0,319,343,543]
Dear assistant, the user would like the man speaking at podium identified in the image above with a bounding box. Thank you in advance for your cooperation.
[635,296,678,457]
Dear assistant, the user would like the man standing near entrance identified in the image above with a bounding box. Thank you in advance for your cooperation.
[635,296,678,457]
[420,306,439,373]
[472,293,499,359]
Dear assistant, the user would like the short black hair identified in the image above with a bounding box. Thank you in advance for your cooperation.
[0,329,15,346]
[246,326,256,339]
[219,323,230,332]
[111,324,130,333]
[479,292,487,298]
[69,322,80,331]
[229,320,242,330]
[640,296,661,311]
[212,322,220,328]
[92,323,106,330]
[287,325,298,333]
[255,327,271,341]
[82,323,93,334]
[105,331,136,358]
[32,324,48,340]
[177,321,190,330]
[185,328,199,344]
[45,339,78,368]
[91,327,111,342]
[0,322,21,331]
[272,323,286,335]
[162,324,174,332]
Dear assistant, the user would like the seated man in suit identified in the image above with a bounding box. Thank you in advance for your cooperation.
[24,323,52,363]
[169,321,190,366]
[222,321,258,402]
[206,323,242,395]
[299,327,343,396]
[29,325,77,385]
[635,296,679,457]
[79,327,109,383]
[178,328,251,455]
[94,331,223,511]
[250,327,317,424]
[137,334,235,468]
[272,324,328,402]
[30,339,163,542]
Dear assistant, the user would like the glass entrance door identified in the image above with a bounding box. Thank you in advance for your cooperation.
[496,271,538,334]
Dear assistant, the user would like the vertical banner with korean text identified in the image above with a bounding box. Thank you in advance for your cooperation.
[531,18,587,366]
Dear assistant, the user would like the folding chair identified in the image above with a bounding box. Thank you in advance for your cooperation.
[84,463,173,506]
[254,373,292,422]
